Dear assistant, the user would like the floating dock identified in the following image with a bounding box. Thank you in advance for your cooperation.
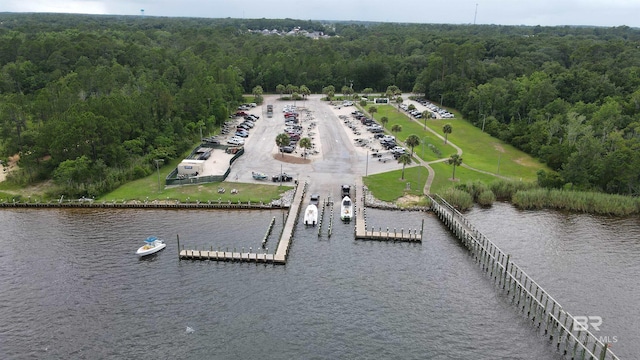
[178,181,307,264]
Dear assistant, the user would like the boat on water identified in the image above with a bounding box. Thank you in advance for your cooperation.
[252,171,268,180]
[304,204,318,226]
[340,196,353,222]
[136,236,166,257]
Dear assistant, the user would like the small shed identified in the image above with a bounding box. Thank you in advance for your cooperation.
[177,159,205,176]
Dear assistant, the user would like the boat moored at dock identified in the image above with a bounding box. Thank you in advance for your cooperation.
[340,196,353,222]
[304,204,318,226]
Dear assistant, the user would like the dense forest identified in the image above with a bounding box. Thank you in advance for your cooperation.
[1,13,639,197]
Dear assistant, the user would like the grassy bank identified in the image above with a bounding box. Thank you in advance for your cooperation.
[363,165,428,205]
[98,156,292,204]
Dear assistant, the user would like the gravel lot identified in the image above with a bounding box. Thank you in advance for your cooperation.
[226,94,403,199]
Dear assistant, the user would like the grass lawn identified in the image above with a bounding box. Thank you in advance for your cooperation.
[374,105,451,162]
[360,103,547,201]
[98,151,292,204]
[426,118,547,181]
[427,161,503,194]
[363,164,427,201]
[366,104,548,182]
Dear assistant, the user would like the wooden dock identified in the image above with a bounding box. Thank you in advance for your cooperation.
[430,195,620,360]
[178,181,307,264]
[354,179,423,242]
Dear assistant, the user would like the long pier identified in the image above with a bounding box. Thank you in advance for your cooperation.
[178,181,307,264]
[354,179,423,242]
[430,195,620,360]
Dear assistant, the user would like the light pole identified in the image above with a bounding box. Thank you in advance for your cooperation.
[365,150,369,177]
[154,159,164,192]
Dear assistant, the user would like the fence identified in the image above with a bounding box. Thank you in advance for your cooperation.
[165,145,244,186]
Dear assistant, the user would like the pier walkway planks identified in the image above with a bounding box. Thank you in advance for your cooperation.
[353,179,423,242]
[179,181,306,264]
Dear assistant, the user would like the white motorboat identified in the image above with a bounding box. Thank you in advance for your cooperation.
[340,196,353,222]
[304,204,318,226]
[136,236,166,257]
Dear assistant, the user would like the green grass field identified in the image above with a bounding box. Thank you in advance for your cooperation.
[363,165,427,201]
[363,103,548,200]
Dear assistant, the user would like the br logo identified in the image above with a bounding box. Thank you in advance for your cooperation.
[573,316,602,331]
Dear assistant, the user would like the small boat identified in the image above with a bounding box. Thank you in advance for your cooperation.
[304,204,318,226]
[136,236,166,257]
[252,171,268,180]
[341,196,353,222]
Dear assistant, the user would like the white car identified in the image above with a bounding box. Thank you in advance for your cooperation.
[227,137,245,146]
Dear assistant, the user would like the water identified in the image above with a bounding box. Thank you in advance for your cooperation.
[465,203,640,358]
[0,205,637,359]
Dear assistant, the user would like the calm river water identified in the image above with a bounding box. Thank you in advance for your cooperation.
[0,204,637,359]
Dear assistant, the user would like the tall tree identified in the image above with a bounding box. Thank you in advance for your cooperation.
[380,116,389,129]
[275,133,290,158]
[299,137,312,158]
[405,134,420,156]
[397,153,412,180]
[447,154,463,180]
[391,124,402,136]
[443,123,453,144]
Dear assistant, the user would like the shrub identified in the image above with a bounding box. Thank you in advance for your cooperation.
[476,190,496,207]
[440,187,473,211]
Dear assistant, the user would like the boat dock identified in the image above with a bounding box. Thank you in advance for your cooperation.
[430,194,620,360]
[178,180,307,264]
[354,179,423,242]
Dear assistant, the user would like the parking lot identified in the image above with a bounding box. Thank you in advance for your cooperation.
[224,94,403,198]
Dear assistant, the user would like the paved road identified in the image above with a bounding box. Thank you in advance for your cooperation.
[227,94,403,201]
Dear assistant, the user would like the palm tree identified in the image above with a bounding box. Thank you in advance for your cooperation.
[252,85,263,103]
[447,154,463,180]
[405,134,420,156]
[299,85,311,99]
[275,133,290,158]
[443,123,453,144]
[276,84,285,99]
[395,96,403,111]
[368,106,377,117]
[299,137,312,158]
[397,153,412,180]
[391,124,402,137]
[322,85,335,101]
[380,116,389,129]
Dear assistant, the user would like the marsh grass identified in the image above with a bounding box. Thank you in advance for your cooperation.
[512,189,640,216]
[440,187,474,211]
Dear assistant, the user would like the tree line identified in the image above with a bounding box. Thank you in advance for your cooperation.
[1,13,639,196]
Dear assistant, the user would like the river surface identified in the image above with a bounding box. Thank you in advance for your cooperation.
[0,204,637,359]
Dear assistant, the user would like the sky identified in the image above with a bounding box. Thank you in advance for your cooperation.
[2,0,639,27]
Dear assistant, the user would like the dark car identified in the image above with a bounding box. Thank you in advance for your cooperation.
[280,145,294,153]
[272,173,293,182]
[341,184,351,197]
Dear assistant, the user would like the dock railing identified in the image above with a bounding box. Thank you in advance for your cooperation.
[429,195,620,360]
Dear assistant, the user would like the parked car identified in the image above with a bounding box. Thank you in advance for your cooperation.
[310,194,320,206]
[235,130,249,138]
[227,137,245,146]
[272,173,293,182]
[280,145,295,153]
[341,184,351,197]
